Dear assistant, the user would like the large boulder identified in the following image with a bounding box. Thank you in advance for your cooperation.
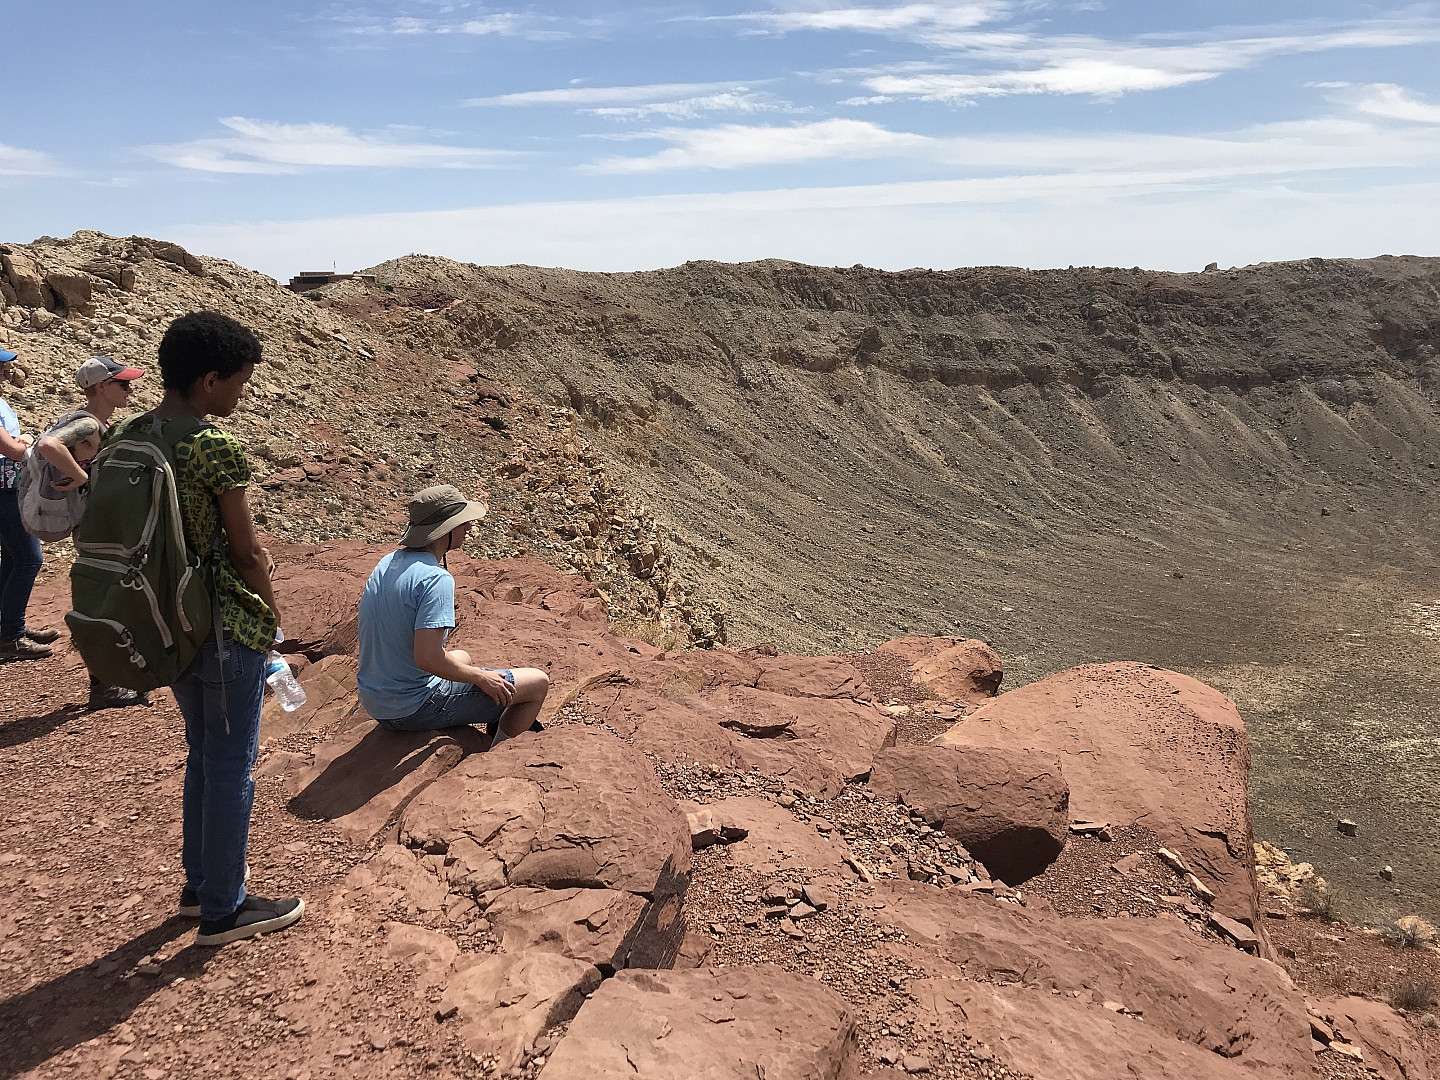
[688,795,854,879]
[400,727,690,970]
[1,250,54,309]
[44,268,92,312]
[540,965,859,1079]
[938,662,1262,927]
[602,681,898,798]
[874,636,1003,702]
[869,745,1068,883]
[875,881,1313,1079]
[147,238,206,276]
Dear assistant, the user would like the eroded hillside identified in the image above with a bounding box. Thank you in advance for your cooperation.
[321,252,1440,926]
[4,233,1440,922]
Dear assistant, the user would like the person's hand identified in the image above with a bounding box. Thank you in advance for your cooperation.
[476,669,515,707]
[18,434,33,449]
[263,548,276,578]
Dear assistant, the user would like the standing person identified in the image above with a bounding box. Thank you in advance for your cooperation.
[36,356,148,706]
[357,485,550,745]
[0,348,56,661]
[110,311,302,946]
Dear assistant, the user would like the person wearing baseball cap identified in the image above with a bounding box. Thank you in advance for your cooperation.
[73,354,145,390]
[1,348,56,660]
[38,357,146,496]
[356,484,550,748]
[32,356,148,701]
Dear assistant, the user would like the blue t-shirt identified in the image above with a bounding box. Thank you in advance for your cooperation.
[357,549,456,720]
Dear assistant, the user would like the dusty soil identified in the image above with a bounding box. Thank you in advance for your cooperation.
[0,637,551,1080]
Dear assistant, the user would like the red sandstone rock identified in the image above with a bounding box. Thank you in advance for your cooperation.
[874,636,1003,701]
[485,886,650,972]
[938,662,1262,929]
[287,725,486,845]
[869,745,1068,884]
[875,880,1312,1079]
[437,950,601,1072]
[400,727,690,969]
[699,796,854,880]
[260,654,362,741]
[1310,997,1432,1080]
[540,965,859,1079]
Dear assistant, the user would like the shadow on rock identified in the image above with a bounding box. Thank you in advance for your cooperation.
[0,917,200,1080]
[612,853,689,973]
[287,724,489,825]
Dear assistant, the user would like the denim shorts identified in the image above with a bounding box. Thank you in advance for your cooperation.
[378,670,514,733]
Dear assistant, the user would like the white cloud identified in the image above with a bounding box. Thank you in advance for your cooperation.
[467,80,797,120]
[339,10,567,40]
[861,60,1214,102]
[1329,83,1440,125]
[0,144,61,177]
[587,91,794,121]
[149,117,516,174]
[585,118,930,173]
[172,177,1440,284]
[730,2,1010,34]
[805,15,1440,102]
[582,112,1440,176]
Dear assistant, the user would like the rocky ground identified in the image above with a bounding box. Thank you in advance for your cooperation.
[5,546,1440,1080]
[4,231,1440,926]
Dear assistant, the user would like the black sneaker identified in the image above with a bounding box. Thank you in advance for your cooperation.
[24,627,61,645]
[196,895,304,946]
[88,677,149,710]
[179,864,250,917]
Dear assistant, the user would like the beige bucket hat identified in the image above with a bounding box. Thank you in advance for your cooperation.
[401,484,487,549]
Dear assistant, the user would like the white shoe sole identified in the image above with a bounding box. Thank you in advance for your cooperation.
[195,898,304,947]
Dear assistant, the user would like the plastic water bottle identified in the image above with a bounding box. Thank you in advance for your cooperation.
[265,638,307,712]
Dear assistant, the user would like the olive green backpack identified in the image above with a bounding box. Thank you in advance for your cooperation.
[65,415,218,692]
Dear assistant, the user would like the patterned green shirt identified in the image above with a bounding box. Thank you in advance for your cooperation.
[109,416,277,654]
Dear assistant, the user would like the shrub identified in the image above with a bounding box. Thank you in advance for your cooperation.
[1390,981,1436,1012]
[1296,878,1342,922]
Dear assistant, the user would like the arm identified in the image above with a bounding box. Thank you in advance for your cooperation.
[217,486,282,629]
[413,628,515,705]
[38,436,88,487]
[0,428,31,462]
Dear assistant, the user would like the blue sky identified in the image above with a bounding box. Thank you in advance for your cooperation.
[4,1,1440,277]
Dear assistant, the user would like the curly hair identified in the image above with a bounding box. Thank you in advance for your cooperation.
[157,311,263,392]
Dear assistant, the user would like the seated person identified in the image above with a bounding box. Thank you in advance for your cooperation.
[357,484,549,747]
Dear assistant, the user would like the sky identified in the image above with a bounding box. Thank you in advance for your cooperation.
[3,1,1440,278]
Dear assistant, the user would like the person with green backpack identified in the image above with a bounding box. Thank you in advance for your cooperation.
[82,311,303,946]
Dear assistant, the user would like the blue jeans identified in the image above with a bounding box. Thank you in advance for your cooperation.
[378,670,513,733]
[173,638,265,920]
[0,488,43,641]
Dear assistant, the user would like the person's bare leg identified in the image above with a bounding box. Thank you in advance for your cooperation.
[497,668,550,737]
[447,648,474,666]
